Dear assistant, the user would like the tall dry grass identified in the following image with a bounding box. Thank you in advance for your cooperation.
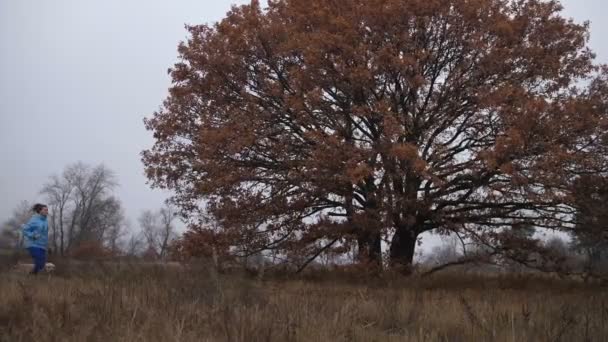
[1,262,607,341]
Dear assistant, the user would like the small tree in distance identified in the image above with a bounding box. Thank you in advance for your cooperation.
[0,201,32,250]
[138,205,179,261]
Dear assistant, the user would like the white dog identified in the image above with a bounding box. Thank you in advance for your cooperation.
[45,262,56,272]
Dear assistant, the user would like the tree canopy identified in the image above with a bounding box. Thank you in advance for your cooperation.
[143,0,608,270]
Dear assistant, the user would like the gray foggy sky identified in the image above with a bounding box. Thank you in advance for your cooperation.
[1,1,607,239]
[0,0,254,227]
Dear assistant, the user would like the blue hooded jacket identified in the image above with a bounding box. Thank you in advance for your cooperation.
[21,214,48,250]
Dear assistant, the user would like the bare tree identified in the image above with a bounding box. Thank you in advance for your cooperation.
[97,198,129,255]
[41,162,124,255]
[41,174,73,254]
[0,201,32,249]
[139,204,178,261]
[67,163,118,246]
[124,232,145,257]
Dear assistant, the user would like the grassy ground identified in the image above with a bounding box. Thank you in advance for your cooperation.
[1,263,607,342]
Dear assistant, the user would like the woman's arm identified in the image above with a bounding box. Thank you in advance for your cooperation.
[21,218,39,240]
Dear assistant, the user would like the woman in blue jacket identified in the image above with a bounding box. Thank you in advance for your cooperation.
[21,203,49,274]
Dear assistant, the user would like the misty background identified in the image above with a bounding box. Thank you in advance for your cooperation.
[1,0,607,244]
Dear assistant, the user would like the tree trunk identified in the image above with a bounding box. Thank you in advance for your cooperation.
[389,227,418,271]
[59,207,65,256]
[357,231,382,267]
[50,211,58,253]
[60,222,65,256]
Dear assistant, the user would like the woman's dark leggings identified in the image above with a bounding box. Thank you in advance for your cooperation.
[27,247,46,274]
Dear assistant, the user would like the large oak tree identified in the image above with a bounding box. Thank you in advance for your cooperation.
[143,0,608,269]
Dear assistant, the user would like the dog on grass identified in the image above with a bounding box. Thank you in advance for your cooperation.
[12,262,56,274]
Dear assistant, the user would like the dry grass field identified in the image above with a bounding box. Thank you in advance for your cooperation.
[1,261,607,342]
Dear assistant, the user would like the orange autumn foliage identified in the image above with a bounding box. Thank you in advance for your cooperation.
[143,0,608,270]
